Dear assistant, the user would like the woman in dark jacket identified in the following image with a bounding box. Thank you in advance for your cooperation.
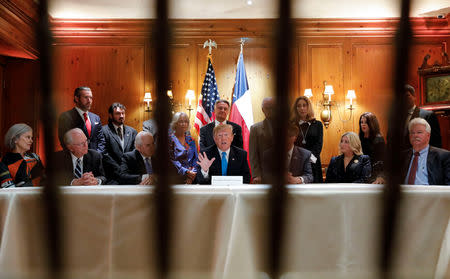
[326,132,371,183]
[359,112,386,182]
[291,96,324,182]
[1,123,45,187]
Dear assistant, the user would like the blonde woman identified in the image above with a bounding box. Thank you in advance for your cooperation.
[325,132,371,183]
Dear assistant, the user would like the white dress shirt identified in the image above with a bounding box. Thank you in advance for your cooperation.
[75,106,91,123]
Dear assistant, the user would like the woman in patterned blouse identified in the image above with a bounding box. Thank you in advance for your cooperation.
[2,123,45,187]
[169,112,198,184]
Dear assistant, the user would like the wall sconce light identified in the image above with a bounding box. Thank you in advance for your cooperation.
[346,90,356,109]
[167,90,173,99]
[319,83,334,128]
[312,82,357,128]
[144,92,152,112]
[304,88,313,98]
[185,89,195,118]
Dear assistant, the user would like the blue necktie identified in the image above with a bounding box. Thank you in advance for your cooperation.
[145,158,153,174]
[221,152,227,175]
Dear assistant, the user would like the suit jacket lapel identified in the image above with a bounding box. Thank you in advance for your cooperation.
[210,147,222,175]
[426,148,436,185]
[262,119,273,142]
[227,147,237,174]
[401,150,413,180]
[83,152,92,174]
[71,108,88,136]
[411,107,420,119]
[135,150,146,174]
[123,126,132,151]
[63,150,75,177]
[207,123,215,146]
[289,147,301,174]
[347,155,360,173]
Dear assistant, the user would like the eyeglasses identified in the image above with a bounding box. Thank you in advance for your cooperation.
[72,139,90,146]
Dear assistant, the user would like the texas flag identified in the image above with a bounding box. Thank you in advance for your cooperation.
[229,51,253,156]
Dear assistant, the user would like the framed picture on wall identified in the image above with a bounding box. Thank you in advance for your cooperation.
[423,73,450,104]
[418,53,450,107]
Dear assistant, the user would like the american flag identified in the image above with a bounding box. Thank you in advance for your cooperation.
[194,57,220,133]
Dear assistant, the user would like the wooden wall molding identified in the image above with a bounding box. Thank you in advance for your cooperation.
[0,0,38,58]
[50,18,450,40]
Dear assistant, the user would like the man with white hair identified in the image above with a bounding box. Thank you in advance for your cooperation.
[401,118,449,185]
[54,128,106,185]
[119,131,156,185]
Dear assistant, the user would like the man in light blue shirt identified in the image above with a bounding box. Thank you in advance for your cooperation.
[402,118,450,185]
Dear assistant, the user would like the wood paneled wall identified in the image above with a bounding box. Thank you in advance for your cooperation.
[2,18,449,164]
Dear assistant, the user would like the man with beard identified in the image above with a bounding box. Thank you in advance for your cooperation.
[58,86,106,153]
[102,103,137,184]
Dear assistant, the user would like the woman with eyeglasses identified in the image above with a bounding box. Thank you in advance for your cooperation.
[169,112,198,184]
[1,123,45,187]
[291,96,324,183]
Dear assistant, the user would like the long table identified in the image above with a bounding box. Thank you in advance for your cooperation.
[0,185,449,279]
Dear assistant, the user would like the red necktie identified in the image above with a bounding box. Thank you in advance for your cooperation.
[84,112,92,137]
[407,152,420,184]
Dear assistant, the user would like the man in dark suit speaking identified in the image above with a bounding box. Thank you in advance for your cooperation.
[196,124,250,184]
[54,128,106,186]
[401,118,449,185]
[102,102,137,184]
[199,99,243,151]
[58,86,106,153]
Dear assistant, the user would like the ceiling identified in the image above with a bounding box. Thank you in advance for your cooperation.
[49,0,450,19]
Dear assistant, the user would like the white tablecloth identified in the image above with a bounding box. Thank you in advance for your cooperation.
[0,185,449,279]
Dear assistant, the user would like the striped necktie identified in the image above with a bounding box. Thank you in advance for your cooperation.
[74,158,82,178]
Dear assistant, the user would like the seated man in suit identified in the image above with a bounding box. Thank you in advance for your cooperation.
[102,102,137,184]
[196,124,250,184]
[54,128,106,186]
[262,123,313,184]
[120,131,156,185]
[199,99,243,151]
[401,118,450,185]
[58,86,106,153]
